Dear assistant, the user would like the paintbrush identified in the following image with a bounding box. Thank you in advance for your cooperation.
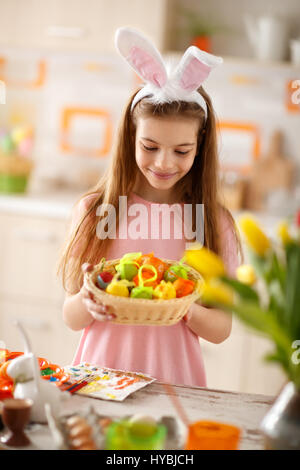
[162,382,190,428]
[65,375,97,394]
[59,374,95,393]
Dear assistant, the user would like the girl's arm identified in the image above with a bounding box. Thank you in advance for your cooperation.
[63,289,94,331]
[63,264,116,331]
[184,207,239,343]
[184,304,232,343]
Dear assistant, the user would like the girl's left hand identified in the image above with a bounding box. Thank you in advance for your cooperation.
[81,263,116,322]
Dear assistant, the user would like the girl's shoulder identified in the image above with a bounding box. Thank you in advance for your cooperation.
[68,192,100,259]
[74,192,99,213]
[70,192,100,227]
[219,205,235,234]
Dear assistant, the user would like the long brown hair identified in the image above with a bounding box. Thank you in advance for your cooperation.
[57,86,241,294]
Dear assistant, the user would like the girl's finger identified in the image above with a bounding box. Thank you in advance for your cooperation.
[90,310,116,322]
[84,298,109,314]
[81,287,95,301]
[81,263,93,273]
[89,310,107,322]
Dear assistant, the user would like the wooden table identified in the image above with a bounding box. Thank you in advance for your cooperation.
[1,382,274,450]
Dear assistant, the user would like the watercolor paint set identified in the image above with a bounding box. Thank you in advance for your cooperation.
[61,363,156,401]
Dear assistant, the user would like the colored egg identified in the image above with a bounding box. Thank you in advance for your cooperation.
[132,271,158,288]
[130,286,153,299]
[173,278,195,298]
[129,420,157,437]
[116,262,138,281]
[164,264,189,283]
[106,282,129,297]
[153,281,176,300]
[97,272,113,289]
[137,253,166,281]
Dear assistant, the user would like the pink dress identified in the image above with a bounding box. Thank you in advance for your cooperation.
[71,192,239,386]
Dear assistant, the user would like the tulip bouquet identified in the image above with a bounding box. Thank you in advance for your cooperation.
[183,210,300,390]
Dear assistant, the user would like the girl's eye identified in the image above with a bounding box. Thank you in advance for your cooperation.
[143,144,158,152]
[141,144,190,155]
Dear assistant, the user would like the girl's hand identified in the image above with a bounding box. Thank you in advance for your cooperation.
[80,263,116,322]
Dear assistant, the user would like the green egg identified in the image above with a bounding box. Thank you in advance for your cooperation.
[116,262,138,281]
[129,421,157,437]
[164,264,188,282]
[131,286,153,299]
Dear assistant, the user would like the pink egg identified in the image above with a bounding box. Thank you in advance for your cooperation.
[18,138,33,156]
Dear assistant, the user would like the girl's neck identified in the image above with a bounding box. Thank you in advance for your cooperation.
[132,176,180,204]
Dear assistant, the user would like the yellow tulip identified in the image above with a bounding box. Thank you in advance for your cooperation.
[277,221,292,245]
[236,264,257,286]
[201,279,235,307]
[239,215,270,257]
[184,244,226,278]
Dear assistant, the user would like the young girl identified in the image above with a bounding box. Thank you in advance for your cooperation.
[58,27,241,387]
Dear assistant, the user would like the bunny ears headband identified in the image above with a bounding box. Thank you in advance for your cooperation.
[115,27,223,120]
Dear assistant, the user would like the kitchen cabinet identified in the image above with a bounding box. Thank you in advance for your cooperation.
[0,213,66,305]
[201,308,286,396]
[0,210,81,366]
[0,299,80,366]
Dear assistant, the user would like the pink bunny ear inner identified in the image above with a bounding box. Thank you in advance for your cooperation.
[180,57,211,90]
[128,46,167,87]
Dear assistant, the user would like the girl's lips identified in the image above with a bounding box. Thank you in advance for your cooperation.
[149,169,177,179]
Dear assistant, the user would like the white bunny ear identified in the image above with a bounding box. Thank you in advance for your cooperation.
[115,27,167,88]
[173,46,223,91]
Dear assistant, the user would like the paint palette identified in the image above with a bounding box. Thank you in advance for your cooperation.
[62,363,156,401]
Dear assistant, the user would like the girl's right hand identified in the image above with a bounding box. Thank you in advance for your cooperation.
[80,263,116,322]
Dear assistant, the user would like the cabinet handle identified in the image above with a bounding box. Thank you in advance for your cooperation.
[12,228,59,243]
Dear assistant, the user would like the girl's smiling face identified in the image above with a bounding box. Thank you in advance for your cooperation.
[134,116,199,201]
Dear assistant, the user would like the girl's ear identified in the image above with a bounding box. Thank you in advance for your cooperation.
[115,27,167,88]
[173,46,223,92]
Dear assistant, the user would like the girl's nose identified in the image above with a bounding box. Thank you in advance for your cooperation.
[153,150,174,171]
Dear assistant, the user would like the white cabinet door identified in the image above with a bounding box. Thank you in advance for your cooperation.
[0,299,81,366]
[201,315,287,395]
[0,213,67,305]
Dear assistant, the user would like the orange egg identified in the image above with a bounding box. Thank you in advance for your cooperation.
[136,253,167,282]
[133,271,158,288]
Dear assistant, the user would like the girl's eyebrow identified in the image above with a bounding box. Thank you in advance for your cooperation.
[141,137,195,147]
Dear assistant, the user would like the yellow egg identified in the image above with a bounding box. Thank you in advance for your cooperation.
[106,282,129,297]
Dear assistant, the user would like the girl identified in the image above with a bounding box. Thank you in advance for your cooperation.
[58,28,241,387]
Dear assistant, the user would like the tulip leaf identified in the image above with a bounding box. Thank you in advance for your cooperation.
[285,242,300,339]
[227,302,292,360]
[219,276,259,303]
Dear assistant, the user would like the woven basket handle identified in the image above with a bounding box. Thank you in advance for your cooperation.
[94,257,106,272]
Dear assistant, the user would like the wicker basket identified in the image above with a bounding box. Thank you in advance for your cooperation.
[84,258,203,326]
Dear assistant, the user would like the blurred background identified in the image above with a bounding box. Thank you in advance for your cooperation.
[0,0,299,396]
